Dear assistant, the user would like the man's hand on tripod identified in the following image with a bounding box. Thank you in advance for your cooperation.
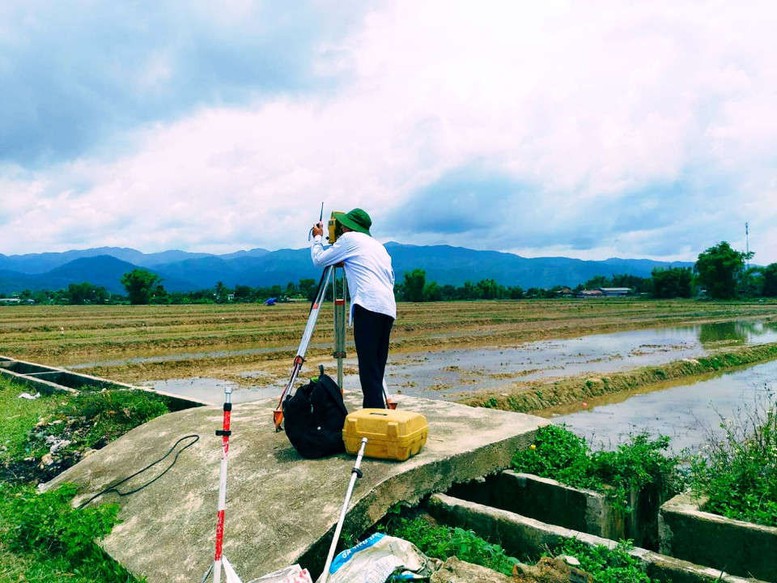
[312,222,324,238]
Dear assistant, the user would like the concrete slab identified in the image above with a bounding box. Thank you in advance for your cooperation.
[45,394,546,583]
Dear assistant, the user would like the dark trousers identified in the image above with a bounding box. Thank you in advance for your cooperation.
[352,304,394,408]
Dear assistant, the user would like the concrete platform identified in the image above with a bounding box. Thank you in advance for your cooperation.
[45,394,546,582]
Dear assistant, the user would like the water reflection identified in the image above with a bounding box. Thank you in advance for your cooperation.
[554,360,777,454]
[139,319,777,407]
[698,320,777,347]
[383,320,777,400]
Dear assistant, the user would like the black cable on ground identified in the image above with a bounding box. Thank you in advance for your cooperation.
[78,434,200,508]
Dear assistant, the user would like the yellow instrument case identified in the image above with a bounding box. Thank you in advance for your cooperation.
[343,408,428,461]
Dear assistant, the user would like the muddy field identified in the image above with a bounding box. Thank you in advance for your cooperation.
[1,299,776,411]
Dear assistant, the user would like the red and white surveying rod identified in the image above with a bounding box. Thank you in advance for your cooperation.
[212,386,236,583]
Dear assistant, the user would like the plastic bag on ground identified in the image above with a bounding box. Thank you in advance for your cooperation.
[317,532,435,583]
[249,564,313,583]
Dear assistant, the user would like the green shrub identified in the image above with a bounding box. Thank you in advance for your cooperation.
[552,538,656,583]
[513,425,682,511]
[380,515,519,575]
[688,390,777,527]
[0,482,142,582]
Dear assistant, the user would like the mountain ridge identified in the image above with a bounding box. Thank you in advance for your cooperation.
[0,245,694,294]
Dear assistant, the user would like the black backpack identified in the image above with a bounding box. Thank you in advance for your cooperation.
[283,366,348,459]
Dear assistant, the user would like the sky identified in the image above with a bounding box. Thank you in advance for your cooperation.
[1,1,775,264]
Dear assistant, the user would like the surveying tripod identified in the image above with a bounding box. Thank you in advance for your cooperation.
[273,263,348,431]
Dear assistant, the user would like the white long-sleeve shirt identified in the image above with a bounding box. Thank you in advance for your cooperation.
[311,231,396,320]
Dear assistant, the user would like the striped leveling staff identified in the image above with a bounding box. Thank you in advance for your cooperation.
[212,386,240,583]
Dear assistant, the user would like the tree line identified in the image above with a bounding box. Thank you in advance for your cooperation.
[4,241,776,305]
[398,242,777,302]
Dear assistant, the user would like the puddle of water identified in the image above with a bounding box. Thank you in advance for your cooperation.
[142,378,282,405]
[553,360,777,453]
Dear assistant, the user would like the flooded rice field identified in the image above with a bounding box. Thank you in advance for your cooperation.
[553,359,777,454]
[146,319,777,407]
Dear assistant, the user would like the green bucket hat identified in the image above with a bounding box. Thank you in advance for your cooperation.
[334,208,372,236]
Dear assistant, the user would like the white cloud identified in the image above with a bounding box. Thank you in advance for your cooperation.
[1,0,776,264]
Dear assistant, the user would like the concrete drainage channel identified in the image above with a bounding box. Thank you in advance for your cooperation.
[438,470,775,583]
[0,354,208,411]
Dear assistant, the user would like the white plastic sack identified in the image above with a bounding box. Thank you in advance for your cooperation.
[317,532,434,583]
[248,564,313,583]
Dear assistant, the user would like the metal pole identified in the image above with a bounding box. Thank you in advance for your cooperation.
[320,438,368,583]
[333,265,347,390]
[213,386,233,583]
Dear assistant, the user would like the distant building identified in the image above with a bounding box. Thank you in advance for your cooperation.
[576,289,604,298]
[599,287,633,297]
[0,298,21,305]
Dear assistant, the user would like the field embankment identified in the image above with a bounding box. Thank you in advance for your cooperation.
[462,341,777,414]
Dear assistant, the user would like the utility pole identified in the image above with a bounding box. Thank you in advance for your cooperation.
[745,222,750,268]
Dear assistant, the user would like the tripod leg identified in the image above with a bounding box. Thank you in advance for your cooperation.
[273,265,333,429]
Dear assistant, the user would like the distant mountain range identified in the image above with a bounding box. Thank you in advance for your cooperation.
[0,245,694,294]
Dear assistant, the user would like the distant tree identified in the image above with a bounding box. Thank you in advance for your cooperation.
[611,274,651,294]
[402,269,426,302]
[651,267,692,299]
[66,282,109,305]
[438,284,458,301]
[507,285,524,299]
[738,266,764,298]
[298,278,317,301]
[214,281,230,303]
[476,279,504,299]
[423,281,442,302]
[121,269,165,305]
[762,264,777,297]
[583,275,610,289]
[695,242,751,299]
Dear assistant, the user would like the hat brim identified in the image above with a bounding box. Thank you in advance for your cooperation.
[333,212,371,236]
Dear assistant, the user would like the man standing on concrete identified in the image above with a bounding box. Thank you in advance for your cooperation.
[311,208,396,408]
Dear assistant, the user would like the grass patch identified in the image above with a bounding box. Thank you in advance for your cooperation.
[0,376,169,581]
[0,380,65,464]
[550,539,656,583]
[378,511,521,576]
[2,383,172,485]
[0,482,142,583]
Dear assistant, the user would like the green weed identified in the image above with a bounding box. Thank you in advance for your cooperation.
[0,482,143,582]
[380,514,519,576]
[13,389,171,484]
[688,387,777,527]
[513,425,682,512]
[551,538,656,583]
[0,378,162,581]
[0,379,65,463]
